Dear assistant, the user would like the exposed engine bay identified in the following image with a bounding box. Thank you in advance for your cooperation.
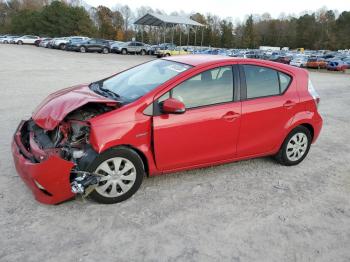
[18,103,116,195]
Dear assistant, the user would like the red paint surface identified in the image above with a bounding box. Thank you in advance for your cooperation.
[32,84,117,130]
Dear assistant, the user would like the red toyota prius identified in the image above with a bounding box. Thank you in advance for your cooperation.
[12,55,323,204]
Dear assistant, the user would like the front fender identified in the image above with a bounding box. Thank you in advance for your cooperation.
[89,120,158,175]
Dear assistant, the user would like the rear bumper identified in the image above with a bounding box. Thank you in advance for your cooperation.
[12,121,75,205]
[312,113,323,143]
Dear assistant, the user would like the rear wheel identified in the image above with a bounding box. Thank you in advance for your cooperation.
[121,48,127,55]
[102,47,109,54]
[140,49,146,55]
[59,43,66,50]
[275,126,311,166]
[88,147,144,204]
[18,40,23,45]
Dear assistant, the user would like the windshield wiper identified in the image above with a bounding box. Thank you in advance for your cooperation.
[90,82,121,100]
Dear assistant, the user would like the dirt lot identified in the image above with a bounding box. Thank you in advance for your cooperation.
[0,45,349,262]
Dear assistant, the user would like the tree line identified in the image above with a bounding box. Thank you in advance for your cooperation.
[0,0,349,50]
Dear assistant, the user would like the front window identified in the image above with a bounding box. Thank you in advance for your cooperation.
[160,66,234,109]
[90,60,192,103]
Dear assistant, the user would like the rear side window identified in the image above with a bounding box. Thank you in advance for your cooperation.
[243,65,291,99]
[244,65,279,99]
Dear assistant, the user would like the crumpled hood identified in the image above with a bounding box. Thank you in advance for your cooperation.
[32,84,117,130]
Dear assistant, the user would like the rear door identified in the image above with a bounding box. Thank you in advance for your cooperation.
[22,36,29,44]
[95,40,103,51]
[135,42,143,52]
[87,39,97,51]
[237,64,298,157]
[153,65,241,171]
[128,42,136,52]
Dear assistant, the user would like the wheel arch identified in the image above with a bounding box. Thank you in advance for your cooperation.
[276,121,315,154]
[299,123,314,141]
[102,144,150,177]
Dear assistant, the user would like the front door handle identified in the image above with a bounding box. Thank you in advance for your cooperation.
[222,111,240,122]
[283,100,296,109]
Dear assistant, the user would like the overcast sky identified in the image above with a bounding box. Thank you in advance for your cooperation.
[84,0,349,20]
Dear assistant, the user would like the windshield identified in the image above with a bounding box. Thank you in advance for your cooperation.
[91,60,192,103]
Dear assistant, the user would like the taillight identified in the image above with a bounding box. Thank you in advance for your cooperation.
[308,78,320,108]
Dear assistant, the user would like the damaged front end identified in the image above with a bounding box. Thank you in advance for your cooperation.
[12,103,115,204]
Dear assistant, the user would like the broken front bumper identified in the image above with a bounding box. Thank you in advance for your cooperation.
[12,120,75,205]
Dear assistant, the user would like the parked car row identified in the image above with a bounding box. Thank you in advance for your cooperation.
[1,34,349,71]
[192,47,350,72]
[0,34,41,45]
[0,34,150,55]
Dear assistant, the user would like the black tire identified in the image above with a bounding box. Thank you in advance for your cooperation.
[121,48,127,55]
[18,40,23,45]
[275,126,312,166]
[80,46,86,53]
[102,47,109,54]
[59,43,66,50]
[140,49,146,55]
[88,147,145,204]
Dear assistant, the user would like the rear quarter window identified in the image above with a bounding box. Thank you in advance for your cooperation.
[279,72,292,93]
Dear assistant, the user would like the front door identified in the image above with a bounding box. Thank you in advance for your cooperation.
[152,65,241,171]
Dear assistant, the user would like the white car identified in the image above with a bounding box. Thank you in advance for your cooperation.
[0,35,7,43]
[16,35,41,45]
[51,37,69,49]
[38,38,52,48]
[1,35,19,44]
[290,56,308,67]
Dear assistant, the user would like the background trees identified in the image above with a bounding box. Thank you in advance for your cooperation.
[0,0,349,50]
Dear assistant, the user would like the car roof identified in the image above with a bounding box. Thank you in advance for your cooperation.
[163,55,234,66]
[163,55,303,73]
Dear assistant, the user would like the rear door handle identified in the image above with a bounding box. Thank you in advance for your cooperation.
[283,100,296,109]
[222,111,240,122]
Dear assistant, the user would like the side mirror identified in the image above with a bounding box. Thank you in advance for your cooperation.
[161,98,186,114]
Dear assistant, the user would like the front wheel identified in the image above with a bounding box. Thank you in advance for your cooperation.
[80,46,86,53]
[102,47,109,54]
[275,126,312,166]
[88,147,145,204]
[121,48,127,55]
[18,40,23,45]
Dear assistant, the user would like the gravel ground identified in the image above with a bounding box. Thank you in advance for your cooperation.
[0,45,349,262]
